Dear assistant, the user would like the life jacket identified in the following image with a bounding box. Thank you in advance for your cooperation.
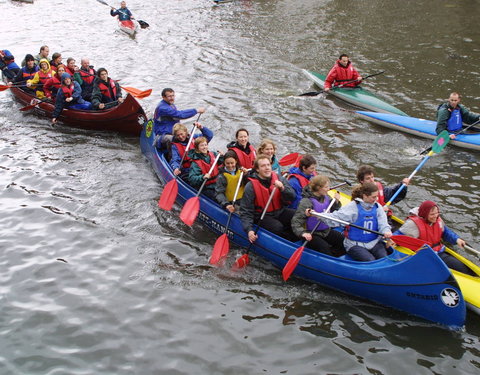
[223,169,245,201]
[229,144,256,168]
[288,173,310,189]
[306,197,330,232]
[345,202,379,242]
[65,66,76,76]
[79,68,95,85]
[192,151,219,186]
[249,172,283,213]
[97,79,118,101]
[409,215,444,252]
[21,66,38,80]
[375,181,385,205]
[447,108,463,132]
[37,69,54,86]
[172,140,194,169]
[61,84,75,98]
[330,60,358,88]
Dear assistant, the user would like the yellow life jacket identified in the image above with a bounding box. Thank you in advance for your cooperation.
[224,169,244,202]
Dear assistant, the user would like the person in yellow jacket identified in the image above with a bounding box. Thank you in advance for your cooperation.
[26,58,55,98]
[215,150,248,213]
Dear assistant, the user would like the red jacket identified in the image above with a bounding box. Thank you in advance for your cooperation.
[249,172,283,213]
[409,216,443,252]
[192,151,219,186]
[324,60,360,89]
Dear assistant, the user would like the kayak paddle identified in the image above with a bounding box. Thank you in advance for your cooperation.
[282,198,336,281]
[278,152,300,166]
[385,130,450,206]
[299,70,385,97]
[210,171,245,265]
[180,152,222,226]
[96,0,149,28]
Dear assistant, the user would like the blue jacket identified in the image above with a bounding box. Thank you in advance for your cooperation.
[287,167,313,209]
[170,126,213,171]
[52,81,87,118]
[153,99,198,135]
[110,8,132,21]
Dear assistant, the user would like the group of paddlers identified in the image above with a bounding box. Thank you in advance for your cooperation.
[1,47,124,123]
[152,87,475,275]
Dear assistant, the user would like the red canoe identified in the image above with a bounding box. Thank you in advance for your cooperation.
[10,86,147,136]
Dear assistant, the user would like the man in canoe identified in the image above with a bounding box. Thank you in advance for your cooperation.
[9,54,38,93]
[240,155,297,243]
[0,50,20,79]
[110,1,134,21]
[153,88,205,150]
[91,68,123,110]
[324,54,362,92]
[436,92,480,140]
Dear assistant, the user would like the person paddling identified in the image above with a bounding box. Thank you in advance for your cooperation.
[26,58,55,98]
[0,50,20,79]
[9,54,38,93]
[215,150,248,213]
[110,1,134,21]
[324,54,362,92]
[91,68,123,110]
[288,154,317,209]
[227,128,256,169]
[44,64,66,99]
[436,92,480,140]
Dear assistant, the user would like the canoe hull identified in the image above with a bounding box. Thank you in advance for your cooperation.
[141,121,465,327]
[302,69,408,116]
[357,111,480,151]
[9,87,146,136]
[119,19,139,36]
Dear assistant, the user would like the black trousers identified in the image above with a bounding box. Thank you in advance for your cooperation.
[257,208,297,242]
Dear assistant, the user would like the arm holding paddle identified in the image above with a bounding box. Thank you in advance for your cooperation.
[436,95,480,140]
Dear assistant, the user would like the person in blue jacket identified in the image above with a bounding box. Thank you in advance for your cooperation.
[0,50,20,80]
[436,92,480,139]
[52,73,92,124]
[153,88,205,149]
[110,1,134,21]
[288,154,317,209]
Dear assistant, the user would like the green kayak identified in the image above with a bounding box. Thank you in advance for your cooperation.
[302,69,408,116]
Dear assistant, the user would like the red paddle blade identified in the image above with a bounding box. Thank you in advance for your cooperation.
[0,85,10,91]
[136,89,152,99]
[210,234,229,265]
[231,254,250,270]
[391,235,427,251]
[180,197,200,226]
[278,153,300,166]
[282,246,305,281]
[158,179,178,211]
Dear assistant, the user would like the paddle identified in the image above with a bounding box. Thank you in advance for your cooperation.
[299,71,386,97]
[420,118,480,155]
[0,83,45,92]
[384,130,450,206]
[210,171,245,265]
[393,234,480,258]
[121,86,152,99]
[179,152,222,226]
[19,97,51,112]
[158,119,200,210]
[232,187,279,269]
[330,180,352,190]
[278,152,300,166]
[282,198,336,281]
[465,244,480,257]
[96,0,149,28]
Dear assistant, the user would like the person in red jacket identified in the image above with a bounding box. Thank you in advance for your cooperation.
[44,64,66,99]
[91,68,123,109]
[226,128,256,168]
[324,54,362,92]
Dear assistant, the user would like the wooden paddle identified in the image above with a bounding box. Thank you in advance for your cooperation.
[210,171,245,265]
[282,198,336,281]
[384,130,450,207]
[96,0,149,28]
[180,152,222,226]
[232,187,278,270]
[299,71,386,97]
[420,119,480,155]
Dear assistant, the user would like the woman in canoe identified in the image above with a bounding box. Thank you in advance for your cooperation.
[396,200,475,275]
[43,64,66,99]
[227,128,256,169]
[318,182,392,261]
[26,58,55,98]
[257,139,281,175]
[215,150,248,213]
[291,175,345,256]
[288,154,317,209]
[188,137,222,200]
[170,122,213,178]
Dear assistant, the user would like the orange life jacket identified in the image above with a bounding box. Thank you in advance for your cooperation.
[249,172,283,213]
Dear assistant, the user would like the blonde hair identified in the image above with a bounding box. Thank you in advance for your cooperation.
[173,123,188,137]
[257,139,277,154]
[309,175,330,192]
[194,136,208,151]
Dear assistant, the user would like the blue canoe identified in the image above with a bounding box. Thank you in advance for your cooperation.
[357,111,480,151]
[140,121,466,327]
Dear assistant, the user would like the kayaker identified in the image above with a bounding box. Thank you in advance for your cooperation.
[227,128,257,169]
[49,52,63,71]
[288,154,317,209]
[153,88,205,150]
[257,139,281,175]
[291,175,346,256]
[318,182,392,261]
[91,68,123,110]
[215,150,248,213]
[44,64,66,99]
[396,200,475,275]
[356,165,410,211]
[110,1,134,21]
[52,73,92,124]
[436,92,480,140]
[9,54,39,93]
[324,54,362,92]
[78,58,96,101]
[26,58,55,98]
[240,155,297,243]
[170,122,213,177]
[187,137,222,200]
[0,50,20,80]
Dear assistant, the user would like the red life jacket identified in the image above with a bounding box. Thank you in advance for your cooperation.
[172,140,194,169]
[376,181,385,205]
[409,216,444,252]
[79,68,95,85]
[229,144,256,168]
[288,173,310,188]
[38,70,54,86]
[65,66,76,76]
[61,84,75,98]
[97,79,117,100]
[192,151,219,186]
[325,60,360,89]
[249,172,283,213]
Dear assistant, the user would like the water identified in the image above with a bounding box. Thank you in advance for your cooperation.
[1,0,480,374]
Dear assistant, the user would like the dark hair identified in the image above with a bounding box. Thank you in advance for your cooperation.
[351,182,378,200]
[97,67,108,77]
[25,54,35,62]
[339,54,349,60]
[162,88,174,97]
[299,154,317,171]
[356,165,375,183]
[223,150,239,165]
[66,57,75,65]
[52,52,61,60]
[40,45,49,53]
[235,128,249,138]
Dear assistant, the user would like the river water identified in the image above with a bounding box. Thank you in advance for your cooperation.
[1,0,480,374]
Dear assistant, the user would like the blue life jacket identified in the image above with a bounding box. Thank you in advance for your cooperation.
[346,202,379,242]
[306,197,330,232]
[447,108,463,132]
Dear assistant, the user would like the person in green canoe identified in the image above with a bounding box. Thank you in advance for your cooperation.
[436,92,480,140]
[324,54,362,92]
